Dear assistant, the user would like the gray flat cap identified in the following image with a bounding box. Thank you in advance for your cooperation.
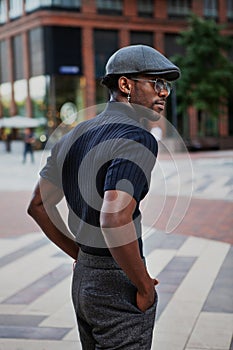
[105,45,180,81]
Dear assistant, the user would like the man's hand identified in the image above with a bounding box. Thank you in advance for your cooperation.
[136,278,159,312]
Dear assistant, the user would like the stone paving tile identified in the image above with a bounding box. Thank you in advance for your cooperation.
[226,177,233,186]
[0,305,25,315]
[0,233,42,257]
[0,146,232,349]
[0,325,71,340]
[0,314,46,327]
[0,339,81,350]
[0,244,69,304]
[186,312,233,350]
[20,276,72,317]
[156,256,196,318]
[195,174,212,192]
[0,238,49,268]
[0,230,232,349]
[63,327,79,341]
[2,264,71,305]
[143,196,233,245]
[176,236,209,257]
[146,248,177,278]
[0,191,40,237]
[202,246,233,313]
[152,239,231,350]
[143,229,187,255]
[153,153,233,202]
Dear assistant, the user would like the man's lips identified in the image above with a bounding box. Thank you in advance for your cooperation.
[154,100,165,111]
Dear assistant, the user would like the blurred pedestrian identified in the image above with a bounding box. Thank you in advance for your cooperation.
[3,128,12,152]
[28,45,180,349]
[23,128,35,163]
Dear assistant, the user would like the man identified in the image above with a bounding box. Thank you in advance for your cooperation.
[28,45,180,349]
[23,128,35,163]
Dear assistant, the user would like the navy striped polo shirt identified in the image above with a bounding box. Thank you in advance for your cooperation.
[40,102,158,257]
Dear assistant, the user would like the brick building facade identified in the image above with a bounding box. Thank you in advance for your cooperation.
[0,0,232,148]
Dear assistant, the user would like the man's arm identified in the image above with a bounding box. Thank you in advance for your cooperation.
[100,189,158,312]
[28,178,79,260]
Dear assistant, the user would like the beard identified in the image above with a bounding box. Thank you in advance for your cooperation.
[131,103,161,124]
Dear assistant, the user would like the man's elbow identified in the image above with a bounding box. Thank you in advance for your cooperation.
[100,212,129,229]
[27,199,37,218]
[27,184,43,219]
[27,195,43,219]
[100,212,135,247]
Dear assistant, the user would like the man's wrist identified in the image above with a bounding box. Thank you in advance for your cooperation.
[137,274,154,295]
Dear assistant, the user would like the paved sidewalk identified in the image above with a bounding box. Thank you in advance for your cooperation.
[0,230,232,350]
[0,142,232,349]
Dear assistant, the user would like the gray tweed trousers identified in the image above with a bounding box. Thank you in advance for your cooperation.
[72,250,157,349]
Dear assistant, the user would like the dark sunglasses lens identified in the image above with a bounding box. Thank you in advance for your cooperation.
[155,79,171,94]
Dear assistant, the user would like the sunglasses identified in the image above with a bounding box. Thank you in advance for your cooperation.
[130,78,172,96]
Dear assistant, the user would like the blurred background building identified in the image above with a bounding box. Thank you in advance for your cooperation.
[0,0,232,149]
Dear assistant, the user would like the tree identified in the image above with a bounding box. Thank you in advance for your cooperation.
[172,14,233,136]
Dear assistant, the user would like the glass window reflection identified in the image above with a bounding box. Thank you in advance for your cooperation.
[203,0,218,19]
[0,82,12,117]
[25,0,81,12]
[14,80,27,115]
[0,40,9,83]
[137,0,153,18]
[0,1,7,24]
[9,0,23,19]
[168,0,191,18]
[227,0,233,21]
[29,75,48,118]
[96,0,122,15]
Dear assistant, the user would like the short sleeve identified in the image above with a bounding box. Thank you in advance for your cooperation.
[104,131,157,202]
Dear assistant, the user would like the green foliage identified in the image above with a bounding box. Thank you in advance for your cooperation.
[172,14,233,119]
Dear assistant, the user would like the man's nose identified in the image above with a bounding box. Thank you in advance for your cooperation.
[158,89,169,98]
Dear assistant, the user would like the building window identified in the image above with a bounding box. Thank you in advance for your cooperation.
[29,27,45,76]
[52,0,80,6]
[164,34,185,135]
[96,0,123,15]
[94,30,118,78]
[25,0,81,12]
[0,0,7,24]
[0,40,9,83]
[137,0,153,18]
[26,0,49,12]
[14,79,27,115]
[94,29,118,104]
[0,83,11,116]
[203,0,218,20]
[130,31,153,46]
[29,75,48,118]
[54,75,83,118]
[164,33,185,58]
[167,0,191,18]
[9,0,23,19]
[227,0,233,22]
[43,26,82,75]
[13,35,24,80]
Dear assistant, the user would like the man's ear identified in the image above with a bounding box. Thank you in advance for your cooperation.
[118,76,131,95]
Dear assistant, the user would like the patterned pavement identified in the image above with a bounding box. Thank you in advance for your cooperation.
[0,142,232,350]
